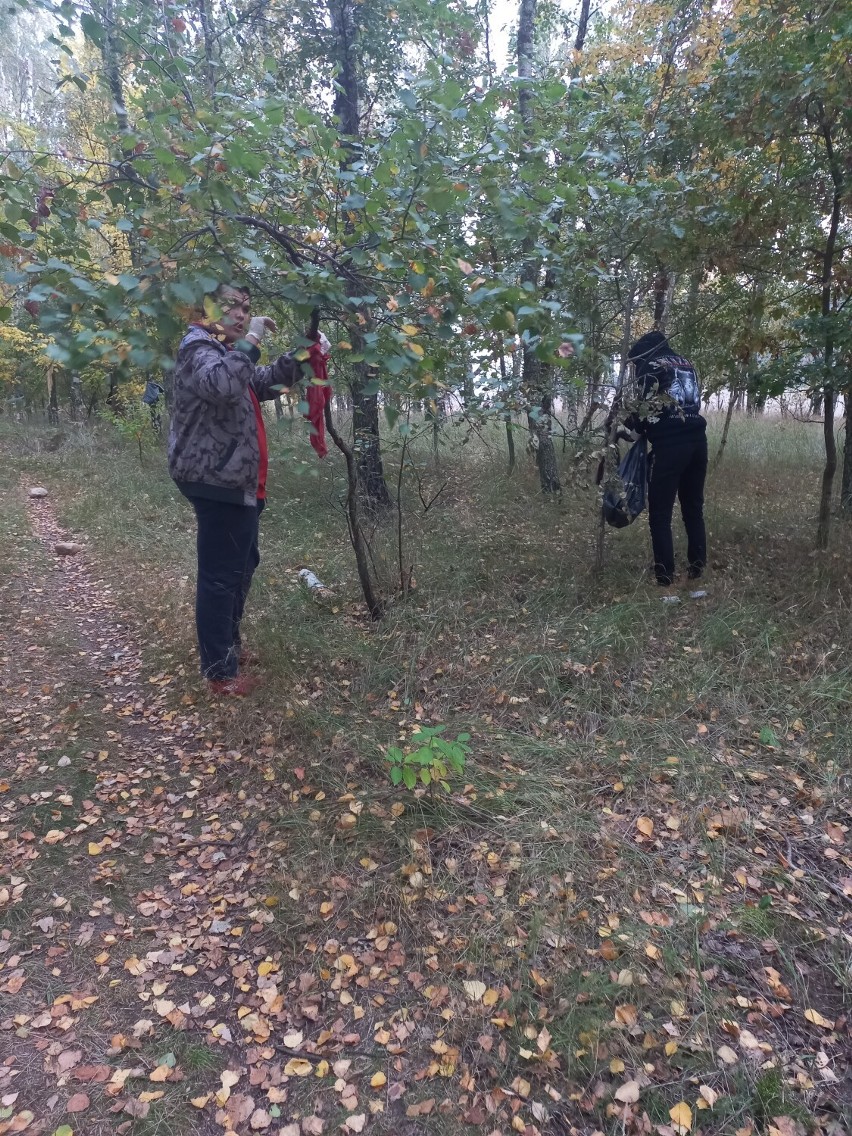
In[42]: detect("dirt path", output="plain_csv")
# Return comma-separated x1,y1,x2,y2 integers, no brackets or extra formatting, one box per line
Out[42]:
0,493,319,1135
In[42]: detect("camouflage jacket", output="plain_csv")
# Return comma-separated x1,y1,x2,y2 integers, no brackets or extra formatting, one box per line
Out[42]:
167,326,298,506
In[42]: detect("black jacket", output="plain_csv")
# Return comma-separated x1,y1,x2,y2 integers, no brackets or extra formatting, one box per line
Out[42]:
626,332,703,435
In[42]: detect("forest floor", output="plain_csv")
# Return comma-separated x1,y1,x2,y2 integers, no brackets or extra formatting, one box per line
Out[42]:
0,417,850,1136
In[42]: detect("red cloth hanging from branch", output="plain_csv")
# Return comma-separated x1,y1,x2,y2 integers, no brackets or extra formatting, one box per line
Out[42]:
305,340,332,459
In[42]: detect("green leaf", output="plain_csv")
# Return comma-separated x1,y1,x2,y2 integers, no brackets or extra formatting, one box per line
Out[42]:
389,766,403,786
402,766,417,790
420,768,432,786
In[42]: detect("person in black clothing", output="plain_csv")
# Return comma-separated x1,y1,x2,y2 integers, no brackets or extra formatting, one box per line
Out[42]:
627,331,707,587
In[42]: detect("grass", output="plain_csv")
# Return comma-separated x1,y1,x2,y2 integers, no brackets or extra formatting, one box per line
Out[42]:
1,409,851,1134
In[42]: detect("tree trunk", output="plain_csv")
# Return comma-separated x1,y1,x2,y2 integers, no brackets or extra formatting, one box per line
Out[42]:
330,0,390,509
323,400,383,619
498,341,516,473
652,263,674,332
351,365,391,508
815,114,842,550
526,360,560,493
69,374,83,420
840,388,852,514
47,368,59,426
573,0,591,52
817,389,836,550
714,387,738,469
595,281,635,572
517,0,560,494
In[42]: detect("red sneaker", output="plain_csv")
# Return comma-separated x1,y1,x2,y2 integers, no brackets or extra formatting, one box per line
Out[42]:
206,674,261,698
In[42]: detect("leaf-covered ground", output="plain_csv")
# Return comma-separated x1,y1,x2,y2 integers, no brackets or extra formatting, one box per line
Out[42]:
1,423,850,1136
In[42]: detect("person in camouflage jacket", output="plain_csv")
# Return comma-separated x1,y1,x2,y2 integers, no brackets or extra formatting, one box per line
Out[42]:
168,284,300,695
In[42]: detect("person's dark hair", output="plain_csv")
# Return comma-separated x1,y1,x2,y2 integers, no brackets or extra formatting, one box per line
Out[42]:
628,330,669,362
217,283,250,301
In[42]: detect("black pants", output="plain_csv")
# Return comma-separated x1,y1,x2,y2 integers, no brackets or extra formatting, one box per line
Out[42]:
647,423,707,585
190,497,264,680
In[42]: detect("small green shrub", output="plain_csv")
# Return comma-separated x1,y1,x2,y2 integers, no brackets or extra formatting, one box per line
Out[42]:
385,726,470,792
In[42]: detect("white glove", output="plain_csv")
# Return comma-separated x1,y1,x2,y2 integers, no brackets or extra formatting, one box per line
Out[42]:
246,316,277,346
317,331,331,356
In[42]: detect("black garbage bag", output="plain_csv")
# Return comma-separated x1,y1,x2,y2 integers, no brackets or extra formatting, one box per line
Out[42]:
602,436,648,528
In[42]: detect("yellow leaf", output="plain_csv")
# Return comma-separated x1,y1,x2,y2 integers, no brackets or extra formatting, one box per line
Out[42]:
636,817,654,837
400,324,419,335
88,842,103,856
804,1008,835,1029
370,1071,386,1089
482,989,499,1007
139,1090,164,1103
191,1095,210,1108
338,341,352,351
463,980,487,1002
699,1085,719,1107
149,1065,171,1082
609,1058,625,1074
407,342,424,358
665,1040,679,1056
670,1101,692,1133
284,1058,314,1077
257,961,275,977
717,1044,738,1065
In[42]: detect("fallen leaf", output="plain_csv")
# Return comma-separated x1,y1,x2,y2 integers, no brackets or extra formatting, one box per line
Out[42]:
250,1108,272,1130
614,1080,640,1103
370,1072,387,1089
614,1004,637,1026
66,1094,90,1113
636,817,654,837
463,980,487,1002
670,1101,692,1133
284,1059,314,1077
345,1117,366,1133
804,1008,835,1030
717,1044,738,1065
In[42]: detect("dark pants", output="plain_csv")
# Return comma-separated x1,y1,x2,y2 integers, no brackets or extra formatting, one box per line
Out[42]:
190,497,264,680
648,422,707,585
